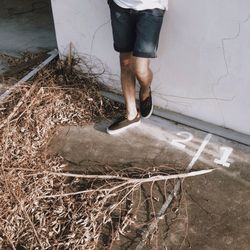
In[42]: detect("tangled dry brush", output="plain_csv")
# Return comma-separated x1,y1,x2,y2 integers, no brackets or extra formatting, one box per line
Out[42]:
0,57,131,249
0,55,191,249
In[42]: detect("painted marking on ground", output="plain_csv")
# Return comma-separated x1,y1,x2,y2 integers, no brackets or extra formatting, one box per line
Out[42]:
214,146,233,167
171,131,234,168
170,131,194,149
140,119,236,168
186,133,213,171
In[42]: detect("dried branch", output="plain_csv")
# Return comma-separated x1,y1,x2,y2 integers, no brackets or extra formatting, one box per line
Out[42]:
45,169,214,182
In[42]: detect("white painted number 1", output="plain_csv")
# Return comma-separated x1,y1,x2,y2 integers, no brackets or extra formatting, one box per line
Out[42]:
214,147,233,168
171,131,194,149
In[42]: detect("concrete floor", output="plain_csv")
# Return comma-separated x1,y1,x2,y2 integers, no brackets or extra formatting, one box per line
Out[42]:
1,1,250,248
47,115,250,249
0,0,56,55
0,0,57,75
0,0,57,96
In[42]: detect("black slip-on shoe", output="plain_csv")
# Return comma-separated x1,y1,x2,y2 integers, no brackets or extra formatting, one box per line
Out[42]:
140,87,153,119
106,113,141,135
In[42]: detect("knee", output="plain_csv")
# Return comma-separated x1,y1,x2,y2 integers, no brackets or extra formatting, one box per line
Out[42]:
132,64,149,81
120,57,133,72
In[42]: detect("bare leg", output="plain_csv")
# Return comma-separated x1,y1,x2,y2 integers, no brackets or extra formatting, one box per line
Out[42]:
132,56,153,100
120,52,138,120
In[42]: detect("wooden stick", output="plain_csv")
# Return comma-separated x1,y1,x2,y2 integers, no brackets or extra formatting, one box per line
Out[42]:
45,169,214,183
37,169,215,199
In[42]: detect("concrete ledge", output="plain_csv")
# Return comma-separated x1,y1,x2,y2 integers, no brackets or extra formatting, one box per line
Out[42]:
0,49,58,103
101,90,250,146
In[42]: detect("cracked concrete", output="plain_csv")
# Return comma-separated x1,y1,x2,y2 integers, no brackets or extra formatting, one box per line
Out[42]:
212,11,250,128
166,168,250,250
47,115,250,249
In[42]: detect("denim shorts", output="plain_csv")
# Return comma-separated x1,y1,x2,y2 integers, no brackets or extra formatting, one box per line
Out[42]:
108,0,165,58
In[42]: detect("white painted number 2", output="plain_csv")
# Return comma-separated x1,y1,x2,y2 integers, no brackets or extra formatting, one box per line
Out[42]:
214,147,233,168
171,131,194,149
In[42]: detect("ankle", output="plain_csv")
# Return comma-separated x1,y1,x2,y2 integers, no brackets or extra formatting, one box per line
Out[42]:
127,111,138,120
140,86,151,101
141,85,150,91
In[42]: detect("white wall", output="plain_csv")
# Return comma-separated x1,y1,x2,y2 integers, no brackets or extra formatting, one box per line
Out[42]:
51,0,250,135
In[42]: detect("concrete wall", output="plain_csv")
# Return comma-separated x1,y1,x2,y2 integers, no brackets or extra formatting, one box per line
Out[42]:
51,0,250,135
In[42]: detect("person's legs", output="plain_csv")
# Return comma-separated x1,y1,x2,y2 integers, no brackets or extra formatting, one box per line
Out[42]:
120,52,138,120
132,8,165,118
132,56,153,101
107,0,165,133
107,52,141,135
119,53,153,120
108,0,139,119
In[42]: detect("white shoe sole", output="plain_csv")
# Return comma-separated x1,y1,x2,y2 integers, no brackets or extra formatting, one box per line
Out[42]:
106,119,141,135
142,104,154,119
